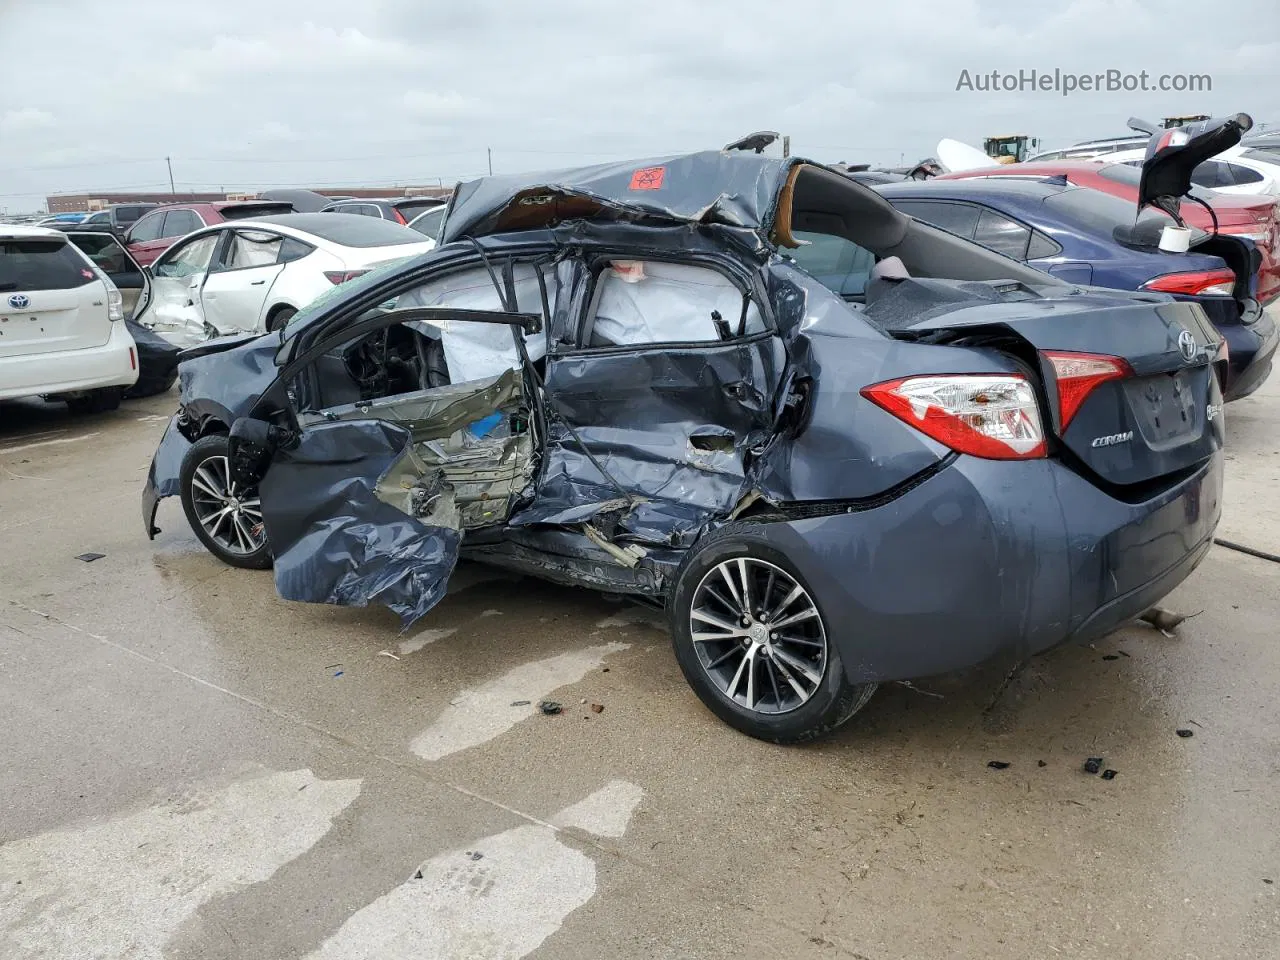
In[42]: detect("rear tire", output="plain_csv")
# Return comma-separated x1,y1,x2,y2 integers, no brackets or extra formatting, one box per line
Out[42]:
266,306,296,333
179,435,273,569
64,387,123,415
668,522,876,744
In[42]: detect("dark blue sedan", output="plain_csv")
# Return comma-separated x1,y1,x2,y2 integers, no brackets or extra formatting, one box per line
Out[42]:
870,177,1277,400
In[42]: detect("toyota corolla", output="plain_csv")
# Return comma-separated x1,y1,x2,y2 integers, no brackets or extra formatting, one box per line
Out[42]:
141,147,1226,743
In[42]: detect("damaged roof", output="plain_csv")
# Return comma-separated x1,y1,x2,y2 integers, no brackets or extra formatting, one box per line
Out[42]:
439,149,802,246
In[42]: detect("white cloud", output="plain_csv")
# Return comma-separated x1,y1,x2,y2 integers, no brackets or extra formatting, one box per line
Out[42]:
0,108,54,132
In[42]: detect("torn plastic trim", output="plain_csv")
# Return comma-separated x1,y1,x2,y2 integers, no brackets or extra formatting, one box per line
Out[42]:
735,453,960,523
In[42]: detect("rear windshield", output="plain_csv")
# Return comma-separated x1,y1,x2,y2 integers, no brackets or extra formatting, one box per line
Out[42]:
0,238,95,292
1095,163,1216,203
113,205,153,224
295,215,426,247
1043,186,1204,246
395,199,444,219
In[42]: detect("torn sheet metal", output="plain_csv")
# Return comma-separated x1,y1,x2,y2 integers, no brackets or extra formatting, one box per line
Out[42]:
260,418,461,628
441,150,798,248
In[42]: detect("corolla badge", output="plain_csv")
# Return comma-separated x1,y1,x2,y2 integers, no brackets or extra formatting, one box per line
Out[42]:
1207,402,1223,422
1177,329,1197,362
1091,431,1134,448
7,294,29,309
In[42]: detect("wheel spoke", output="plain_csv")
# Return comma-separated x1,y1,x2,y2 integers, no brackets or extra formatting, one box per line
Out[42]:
743,645,757,710
691,608,747,635
706,645,743,670
726,646,752,700
717,563,745,614
692,631,749,643
772,647,822,687
775,633,824,649
766,584,805,621
765,656,783,708
232,513,257,552
771,654,811,699
769,607,819,631
192,467,223,501
735,558,752,615
203,506,233,538
761,567,777,616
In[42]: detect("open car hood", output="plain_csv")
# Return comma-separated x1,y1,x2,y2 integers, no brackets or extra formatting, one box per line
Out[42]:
438,150,906,252
1138,113,1253,217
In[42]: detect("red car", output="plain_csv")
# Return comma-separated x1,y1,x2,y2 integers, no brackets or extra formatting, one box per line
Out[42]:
939,161,1280,304
124,200,293,267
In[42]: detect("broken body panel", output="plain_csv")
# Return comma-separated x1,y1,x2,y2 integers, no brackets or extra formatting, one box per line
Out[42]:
143,151,1223,689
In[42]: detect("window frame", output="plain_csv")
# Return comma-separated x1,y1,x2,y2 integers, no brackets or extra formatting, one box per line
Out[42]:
209,228,287,275
150,230,226,280
159,208,206,238
560,252,774,356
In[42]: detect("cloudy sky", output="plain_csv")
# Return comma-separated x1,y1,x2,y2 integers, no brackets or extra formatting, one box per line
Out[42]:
1,0,1277,212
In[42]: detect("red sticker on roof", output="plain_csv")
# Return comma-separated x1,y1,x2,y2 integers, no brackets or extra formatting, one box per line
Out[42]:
629,166,666,191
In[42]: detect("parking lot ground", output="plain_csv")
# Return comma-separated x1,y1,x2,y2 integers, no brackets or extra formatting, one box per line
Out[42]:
1,367,1278,960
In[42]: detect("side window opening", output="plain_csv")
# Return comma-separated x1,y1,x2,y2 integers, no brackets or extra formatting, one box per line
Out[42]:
582,260,764,347
294,317,537,533
221,231,283,271
782,232,877,298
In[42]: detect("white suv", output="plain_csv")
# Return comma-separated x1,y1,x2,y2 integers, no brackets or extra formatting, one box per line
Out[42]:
0,225,139,413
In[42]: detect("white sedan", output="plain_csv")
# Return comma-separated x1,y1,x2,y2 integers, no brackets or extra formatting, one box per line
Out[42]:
135,213,436,348
1093,144,1280,196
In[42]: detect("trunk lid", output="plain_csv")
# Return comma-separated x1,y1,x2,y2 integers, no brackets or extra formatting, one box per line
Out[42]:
0,234,113,359
1138,113,1253,218
870,279,1225,487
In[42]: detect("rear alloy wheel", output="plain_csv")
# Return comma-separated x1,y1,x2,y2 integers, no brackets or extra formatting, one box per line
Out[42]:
64,387,123,415
669,523,876,743
179,435,272,569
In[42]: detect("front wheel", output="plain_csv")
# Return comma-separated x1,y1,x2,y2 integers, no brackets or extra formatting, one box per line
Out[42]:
179,435,273,569
668,522,876,744
266,306,296,333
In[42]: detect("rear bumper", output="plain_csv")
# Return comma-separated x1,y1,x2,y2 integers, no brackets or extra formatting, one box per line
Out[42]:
0,321,138,400
756,452,1223,684
1222,308,1278,401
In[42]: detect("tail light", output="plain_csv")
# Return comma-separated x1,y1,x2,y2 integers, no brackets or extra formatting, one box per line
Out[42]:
1141,268,1236,296
1219,225,1270,244
1043,351,1132,428
106,286,123,321
392,209,407,224
323,270,369,285
860,374,1046,460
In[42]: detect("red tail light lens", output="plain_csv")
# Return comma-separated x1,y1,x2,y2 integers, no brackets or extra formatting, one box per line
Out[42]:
323,270,369,285
1043,351,1132,428
861,375,1046,460
392,209,407,224
1141,268,1236,296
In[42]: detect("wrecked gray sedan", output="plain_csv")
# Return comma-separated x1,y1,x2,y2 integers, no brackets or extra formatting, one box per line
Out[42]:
143,151,1224,742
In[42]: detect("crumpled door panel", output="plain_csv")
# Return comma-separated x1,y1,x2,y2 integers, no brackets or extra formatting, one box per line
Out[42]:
512,338,783,544
260,418,462,627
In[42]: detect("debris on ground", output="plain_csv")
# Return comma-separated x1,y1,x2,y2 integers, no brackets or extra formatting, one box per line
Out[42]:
465,851,483,861
1138,606,1201,637
1264,878,1274,885
1177,728,1195,738
896,680,945,699
590,703,604,714
1102,654,1121,661
377,650,401,661
1038,760,1047,767
510,700,531,707
74,552,106,563
538,700,562,715
1084,757,1104,775
602,667,610,673
1101,769,1118,780
326,663,344,678
987,761,1011,770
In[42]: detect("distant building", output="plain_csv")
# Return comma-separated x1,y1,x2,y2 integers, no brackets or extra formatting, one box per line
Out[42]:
47,184,454,213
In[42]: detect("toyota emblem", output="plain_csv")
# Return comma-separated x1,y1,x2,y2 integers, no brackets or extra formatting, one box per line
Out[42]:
7,294,29,309
1177,329,1197,362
